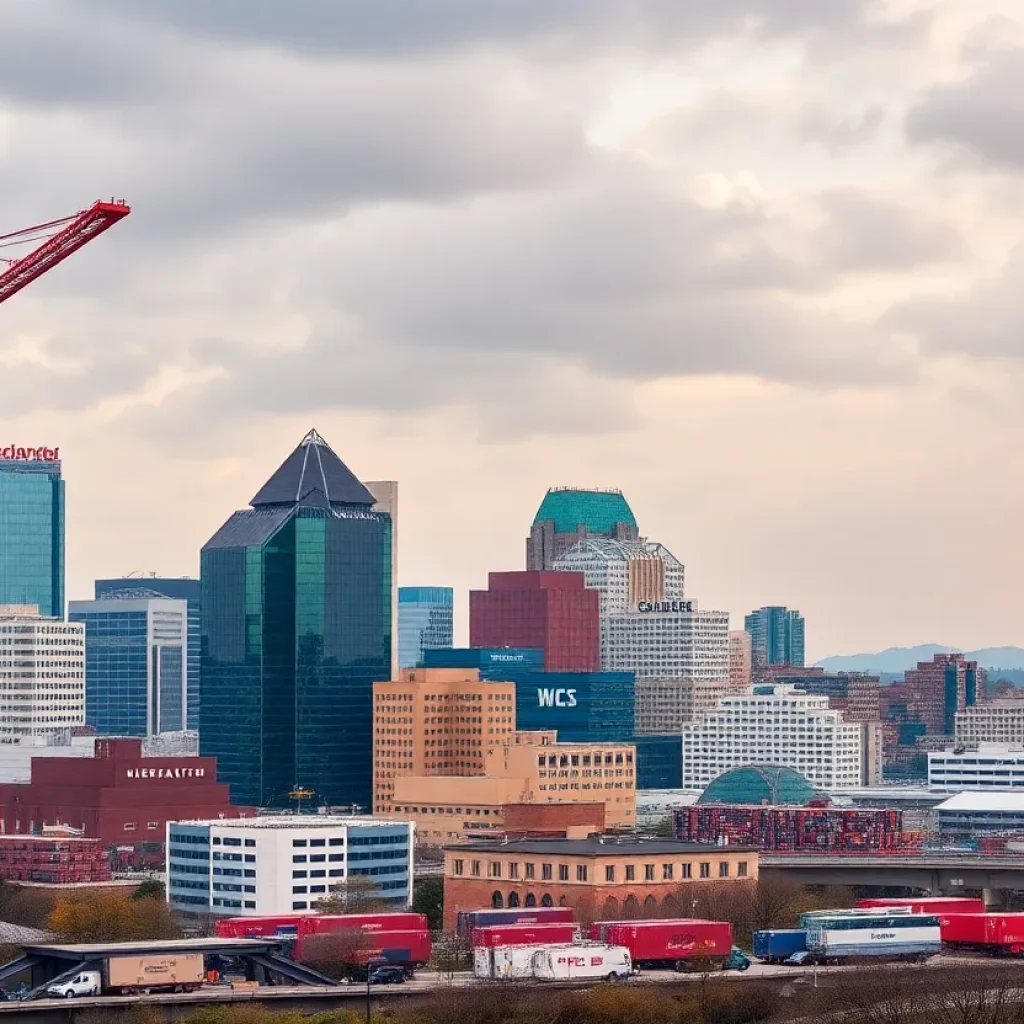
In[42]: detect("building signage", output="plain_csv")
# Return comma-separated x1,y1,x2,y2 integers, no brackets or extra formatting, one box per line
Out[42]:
125,767,205,779
636,600,695,613
0,446,59,461
538,688,577,708
489,653,528,662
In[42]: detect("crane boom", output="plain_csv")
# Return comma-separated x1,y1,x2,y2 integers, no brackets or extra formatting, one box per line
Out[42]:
0,200,131,307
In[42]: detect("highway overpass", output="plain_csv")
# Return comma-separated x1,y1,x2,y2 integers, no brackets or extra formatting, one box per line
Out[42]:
762,853,1024,897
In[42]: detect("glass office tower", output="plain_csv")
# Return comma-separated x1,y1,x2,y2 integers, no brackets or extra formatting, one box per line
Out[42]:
397,586,453,669
201,430,392,809
95,577,201,730
0,454,64,617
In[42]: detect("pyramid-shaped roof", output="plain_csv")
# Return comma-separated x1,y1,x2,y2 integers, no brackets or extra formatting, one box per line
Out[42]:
250,429,376,508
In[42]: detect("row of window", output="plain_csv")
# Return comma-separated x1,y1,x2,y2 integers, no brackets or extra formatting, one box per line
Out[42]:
451,859,748,882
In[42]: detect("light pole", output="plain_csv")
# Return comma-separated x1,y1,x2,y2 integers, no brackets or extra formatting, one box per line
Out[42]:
365,956,387,1024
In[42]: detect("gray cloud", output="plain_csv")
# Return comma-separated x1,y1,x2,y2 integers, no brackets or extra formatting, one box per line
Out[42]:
91,0,872,58
800,105,885,154
907,46,1024,169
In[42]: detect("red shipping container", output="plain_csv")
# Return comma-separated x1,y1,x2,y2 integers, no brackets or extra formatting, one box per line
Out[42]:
942,913,1024,951
471,923,579,948
603,920,732,963
303,913,427,936
296,928,431,964
857,897,984,915
216,915,307,939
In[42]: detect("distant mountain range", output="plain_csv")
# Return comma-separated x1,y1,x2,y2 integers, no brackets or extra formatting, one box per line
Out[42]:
816,645,1024,674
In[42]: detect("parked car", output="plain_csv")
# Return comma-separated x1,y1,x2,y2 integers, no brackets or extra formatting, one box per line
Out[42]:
369,965,406,985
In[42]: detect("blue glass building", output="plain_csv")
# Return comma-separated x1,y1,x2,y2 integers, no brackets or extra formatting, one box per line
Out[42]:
398,587,453,669
745,606,805,668
0,454,64,617
69,597,187,737
95,577,201,730
421,647,634,744
633,735,683,790
200,430,392,810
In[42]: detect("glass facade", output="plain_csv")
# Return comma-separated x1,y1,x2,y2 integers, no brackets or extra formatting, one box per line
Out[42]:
744,606,805,668
0,458,64,617
633,735,683,789
96,578,201,730
201,431,392,810
422,647,635,744
69,598,187,737
398,586,453,669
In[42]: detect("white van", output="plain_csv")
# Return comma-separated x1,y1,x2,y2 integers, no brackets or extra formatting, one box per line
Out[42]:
47,970,101,998
531,944,632,982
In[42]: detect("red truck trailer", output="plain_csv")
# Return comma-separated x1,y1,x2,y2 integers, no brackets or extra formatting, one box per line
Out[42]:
302,913,428,935
215,912,426,941
295,927,432,968
471,923,580,948
941,913,1024,956
456,907,575,939
857,897,985,915
589,919,736,971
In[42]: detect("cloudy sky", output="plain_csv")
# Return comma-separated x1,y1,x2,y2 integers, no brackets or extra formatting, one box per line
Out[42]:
1,0,1022,660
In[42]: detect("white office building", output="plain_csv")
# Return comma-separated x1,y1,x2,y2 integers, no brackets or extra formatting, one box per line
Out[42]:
0,605,85,743
955,701,1024,748
680,684,866,791
928,744,1024,792
166,816,415,916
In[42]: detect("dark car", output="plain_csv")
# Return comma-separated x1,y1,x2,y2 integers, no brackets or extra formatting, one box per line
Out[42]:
369,966,406,985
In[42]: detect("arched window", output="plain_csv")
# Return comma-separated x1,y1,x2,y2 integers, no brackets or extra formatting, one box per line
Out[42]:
508,892,520,908
602,896,619,919
525,893,537,907
541,893,554,907
643,895,658,915
623,895,640,919
559,895,568,907
491,891,504,909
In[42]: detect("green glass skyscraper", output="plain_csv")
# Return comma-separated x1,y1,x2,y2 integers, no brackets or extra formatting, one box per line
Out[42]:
200,430,392,809
0,453,64,617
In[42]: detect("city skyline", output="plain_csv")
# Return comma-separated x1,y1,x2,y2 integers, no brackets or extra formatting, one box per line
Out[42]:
5,1,1024,661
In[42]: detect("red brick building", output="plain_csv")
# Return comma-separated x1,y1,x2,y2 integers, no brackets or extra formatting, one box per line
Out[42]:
469,571,599,672
0,739,247,859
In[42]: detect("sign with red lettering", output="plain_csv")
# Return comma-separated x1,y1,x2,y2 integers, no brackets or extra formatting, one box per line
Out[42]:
0,446,59,462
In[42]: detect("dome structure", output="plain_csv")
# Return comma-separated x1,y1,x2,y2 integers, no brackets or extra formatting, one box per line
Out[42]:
698,764,820,806
532,488,637,534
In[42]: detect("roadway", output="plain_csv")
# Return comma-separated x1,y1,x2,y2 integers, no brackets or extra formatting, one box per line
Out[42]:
4,957,1019,1022
761,852,1024,894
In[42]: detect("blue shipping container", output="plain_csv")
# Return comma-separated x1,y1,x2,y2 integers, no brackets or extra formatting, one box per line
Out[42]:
753,930,807,962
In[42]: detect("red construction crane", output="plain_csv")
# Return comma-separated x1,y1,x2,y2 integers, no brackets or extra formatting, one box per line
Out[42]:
0,199,131,307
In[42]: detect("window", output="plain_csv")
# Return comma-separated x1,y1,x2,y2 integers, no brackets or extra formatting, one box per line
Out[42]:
310,839,326,847
471,861,481,877
542,864,552,881
489,862,502,878
292,886,308,894
682,863,692,880
625,865,635,882
292,902,308,911
311,870,326,878
738,861,748,878
662,864,674,881
310,854,326,863
525,863,535,880
453,859,464,875
558,865,569,882
245,839,256,848
244,901,256,909
147,822,159,831
244,855,255,863
576,865,588,882
329,838,345,846
293,855,307,863
605,866,615,883
719,862,729,878
293,839,308,848
509,863,519,879
123,823,137,832
293,870,308,879
700,862,711,879
644,865,654,882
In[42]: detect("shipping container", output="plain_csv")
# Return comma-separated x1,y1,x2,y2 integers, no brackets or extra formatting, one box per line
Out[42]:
599,920,733,970
303,913,428,936
804,910,940,962
941,913,1024,955
456,907,575,939
215,915,306,940
474,945,542,980
296,928,432,967
530,944,632,981
857,897,984,915
471,923,579,948
106,954,204,992
753,930,807,963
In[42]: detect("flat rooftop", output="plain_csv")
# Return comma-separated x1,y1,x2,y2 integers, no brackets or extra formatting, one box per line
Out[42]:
446,836,758,856
24,937,281,959
172,815,410,830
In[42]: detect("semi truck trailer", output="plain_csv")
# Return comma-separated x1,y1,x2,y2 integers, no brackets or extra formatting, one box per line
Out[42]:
46,954,205,998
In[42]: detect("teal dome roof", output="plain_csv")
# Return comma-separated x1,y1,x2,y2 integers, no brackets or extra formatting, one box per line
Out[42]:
698,765,820,806
533,488,637,534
